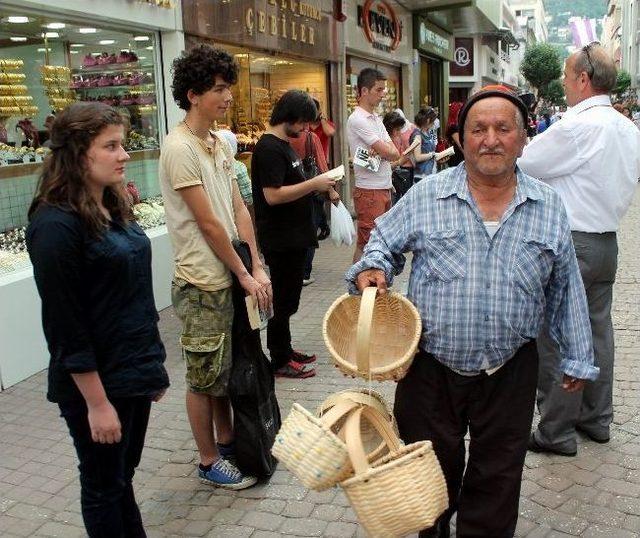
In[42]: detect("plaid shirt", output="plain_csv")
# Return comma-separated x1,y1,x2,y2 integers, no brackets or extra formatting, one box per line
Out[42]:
234,160,253,205
346,164,599,380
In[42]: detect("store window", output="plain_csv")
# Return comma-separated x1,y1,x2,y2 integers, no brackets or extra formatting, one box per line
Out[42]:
185,39,329,155
345,56,401,117
0,11,164,275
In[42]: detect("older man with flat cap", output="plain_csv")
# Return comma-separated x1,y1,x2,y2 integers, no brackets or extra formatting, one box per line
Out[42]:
346,86,598,537
519,44,640,457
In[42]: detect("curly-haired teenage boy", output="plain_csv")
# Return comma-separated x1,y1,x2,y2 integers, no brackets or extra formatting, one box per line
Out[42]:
160,44,272,490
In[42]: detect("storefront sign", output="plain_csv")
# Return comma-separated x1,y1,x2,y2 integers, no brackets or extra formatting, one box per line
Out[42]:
244,1,322,44
356,0,402,52
450,37,474,76
182,0,338,62
415,18,453,62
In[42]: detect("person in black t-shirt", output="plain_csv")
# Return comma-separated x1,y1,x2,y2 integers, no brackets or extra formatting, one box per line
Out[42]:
252,90,336,378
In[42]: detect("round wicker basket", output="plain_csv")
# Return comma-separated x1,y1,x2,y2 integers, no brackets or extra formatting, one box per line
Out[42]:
340,407,449,537
323,287,422,381
317,389,398,461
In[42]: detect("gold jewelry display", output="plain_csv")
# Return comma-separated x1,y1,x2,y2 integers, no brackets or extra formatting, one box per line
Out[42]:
41,65,76,112
0,60,38,118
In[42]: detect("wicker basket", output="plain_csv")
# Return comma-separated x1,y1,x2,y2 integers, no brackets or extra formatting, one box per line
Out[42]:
271,398,360,491
323,287,422,381
317,389,397,461
340,407,449,538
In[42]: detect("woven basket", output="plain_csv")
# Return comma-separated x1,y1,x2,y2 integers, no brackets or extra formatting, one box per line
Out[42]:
323,287,422,381
317,389,397,461
271,398,360,491
340,407,449,538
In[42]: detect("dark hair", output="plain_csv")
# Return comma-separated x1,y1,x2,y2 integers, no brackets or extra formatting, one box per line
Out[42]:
382,111,405,135
357,68,386,93
270,90,317,126
171,44,238,111
28,102,131,236
414,107,437,128
312,98,321,121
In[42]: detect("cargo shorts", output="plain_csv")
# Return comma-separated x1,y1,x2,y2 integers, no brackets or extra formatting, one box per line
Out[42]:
171,278,233,396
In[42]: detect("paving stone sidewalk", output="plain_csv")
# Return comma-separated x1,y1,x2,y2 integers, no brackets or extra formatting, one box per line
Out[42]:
1,189,639,538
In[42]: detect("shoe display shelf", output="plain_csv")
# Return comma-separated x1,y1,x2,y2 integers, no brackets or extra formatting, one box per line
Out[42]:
70,59,159,149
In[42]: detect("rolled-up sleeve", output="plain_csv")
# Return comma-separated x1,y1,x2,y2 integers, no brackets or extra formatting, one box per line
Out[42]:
28,217,98,373
544,208,599,380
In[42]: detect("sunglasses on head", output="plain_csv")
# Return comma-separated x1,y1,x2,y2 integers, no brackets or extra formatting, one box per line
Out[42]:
581,41,600,78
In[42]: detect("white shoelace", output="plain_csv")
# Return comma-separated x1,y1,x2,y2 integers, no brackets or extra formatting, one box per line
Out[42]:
213,458,242,480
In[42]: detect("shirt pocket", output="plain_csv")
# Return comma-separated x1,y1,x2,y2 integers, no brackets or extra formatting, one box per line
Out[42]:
511,237,557,295
425,229,467,282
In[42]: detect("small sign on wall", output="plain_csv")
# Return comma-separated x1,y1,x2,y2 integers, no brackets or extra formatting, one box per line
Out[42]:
450,37,474,77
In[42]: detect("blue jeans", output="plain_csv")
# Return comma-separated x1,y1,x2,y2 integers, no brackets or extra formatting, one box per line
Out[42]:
59,397,151,538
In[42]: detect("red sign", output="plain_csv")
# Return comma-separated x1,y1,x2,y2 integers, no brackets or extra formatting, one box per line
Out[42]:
357,0,402,52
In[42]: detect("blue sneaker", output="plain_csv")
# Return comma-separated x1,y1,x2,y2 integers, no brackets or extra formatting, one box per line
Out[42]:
198,458,257,490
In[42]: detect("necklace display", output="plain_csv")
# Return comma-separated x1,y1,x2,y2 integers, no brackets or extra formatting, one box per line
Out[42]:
0,227,26,254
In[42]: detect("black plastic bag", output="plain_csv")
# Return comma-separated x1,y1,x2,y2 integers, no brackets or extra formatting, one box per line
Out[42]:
228,240,281,478
392,167,414,199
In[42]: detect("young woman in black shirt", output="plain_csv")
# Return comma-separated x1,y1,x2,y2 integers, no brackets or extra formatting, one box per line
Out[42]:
26,102,169,538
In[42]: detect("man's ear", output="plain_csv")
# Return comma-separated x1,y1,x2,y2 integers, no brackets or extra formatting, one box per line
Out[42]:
187,89,199,107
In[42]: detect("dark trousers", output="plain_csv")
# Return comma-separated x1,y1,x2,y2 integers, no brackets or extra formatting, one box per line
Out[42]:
59,397,151,538
394,341,538,537
264,248,307,370
304,196,326,279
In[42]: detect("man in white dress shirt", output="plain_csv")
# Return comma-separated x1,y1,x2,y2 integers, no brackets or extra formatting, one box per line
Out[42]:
519,43,640,456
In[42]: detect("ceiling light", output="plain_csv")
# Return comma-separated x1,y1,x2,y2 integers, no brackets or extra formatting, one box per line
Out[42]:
44,32,59,38
10,37,28,42
45,22,65,29
138,56,147,60
78,27,97,34
99,39,115,45
70,50,79,54
37,47,51,52
7,16,29,24
70,43,85,47
145,46,154,50
133,36,149,41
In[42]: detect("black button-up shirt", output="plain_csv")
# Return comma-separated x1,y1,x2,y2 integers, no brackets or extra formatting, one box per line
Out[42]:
27,205,169,402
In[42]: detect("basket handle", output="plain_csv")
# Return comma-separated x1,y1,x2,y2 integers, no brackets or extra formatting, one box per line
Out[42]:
356,287,377,375
317,390,388,418
318,398,360,429
344,406,402,475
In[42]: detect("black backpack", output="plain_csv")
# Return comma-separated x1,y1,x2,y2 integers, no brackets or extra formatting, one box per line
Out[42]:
228,240,281,478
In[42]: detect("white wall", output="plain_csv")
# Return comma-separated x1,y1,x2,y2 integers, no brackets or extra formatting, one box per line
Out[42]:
0,228,174,390
2,0,180,32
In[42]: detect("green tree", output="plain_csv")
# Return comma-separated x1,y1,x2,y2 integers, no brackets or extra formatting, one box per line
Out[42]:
539,79,565,106
520,44,563,109
615,70,631,98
